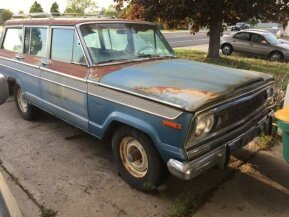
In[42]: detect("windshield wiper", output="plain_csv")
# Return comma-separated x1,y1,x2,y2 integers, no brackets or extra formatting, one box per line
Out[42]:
97,58,129,64
136,54,174,58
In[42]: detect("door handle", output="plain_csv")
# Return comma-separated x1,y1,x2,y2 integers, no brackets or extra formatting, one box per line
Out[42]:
15,54,24,60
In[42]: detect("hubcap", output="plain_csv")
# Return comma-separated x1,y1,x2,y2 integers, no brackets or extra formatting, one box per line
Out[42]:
223,46,231,55
271,53,281,61
119,137,148,178
17,88,28,113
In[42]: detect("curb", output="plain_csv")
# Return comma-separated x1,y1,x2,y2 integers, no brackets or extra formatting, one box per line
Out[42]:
0,172,22,217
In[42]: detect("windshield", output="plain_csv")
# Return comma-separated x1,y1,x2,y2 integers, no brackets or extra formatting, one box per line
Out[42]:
264,34,281,45
80,23,174,64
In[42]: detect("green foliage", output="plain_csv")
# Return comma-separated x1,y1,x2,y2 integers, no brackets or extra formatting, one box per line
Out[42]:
50,2,60,16
256,135,275,150
29,1,44,13
64,0,97,14
248,18,258,27
169,192,201,217
100,5,120,18
0,9,13,21
40,209,57,217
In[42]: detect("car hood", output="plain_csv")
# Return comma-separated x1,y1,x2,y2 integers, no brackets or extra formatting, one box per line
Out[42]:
279,39,289,45
274,43,289,49
99,59,272,112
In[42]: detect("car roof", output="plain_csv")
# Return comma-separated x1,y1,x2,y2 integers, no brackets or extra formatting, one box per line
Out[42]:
4,17,153,26
239,30,268,35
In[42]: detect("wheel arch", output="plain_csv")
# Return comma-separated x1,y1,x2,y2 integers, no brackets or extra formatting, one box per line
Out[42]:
99,112,165,159
268,50,284,59
221,42,233,50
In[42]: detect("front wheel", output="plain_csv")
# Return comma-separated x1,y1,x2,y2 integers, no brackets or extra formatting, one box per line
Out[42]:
112,126,166,191
269,51,283,62
14,85,39,120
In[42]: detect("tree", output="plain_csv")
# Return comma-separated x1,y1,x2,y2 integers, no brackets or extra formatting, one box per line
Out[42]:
99,5,121,18
50,2,60,16
1,9,13,21
29,1,44,13
64,0,97,14
115,0,283,59
248,18,258,27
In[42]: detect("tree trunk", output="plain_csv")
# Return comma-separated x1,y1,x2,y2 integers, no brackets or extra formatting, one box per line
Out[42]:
207,0,223,59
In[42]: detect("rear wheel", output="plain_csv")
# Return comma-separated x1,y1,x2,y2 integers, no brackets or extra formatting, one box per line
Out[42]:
222,44,233,55
269,51,283,61
14,85,39,120
112,126,166,191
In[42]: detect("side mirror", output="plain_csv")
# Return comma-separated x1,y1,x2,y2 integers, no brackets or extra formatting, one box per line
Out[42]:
0,74,9,105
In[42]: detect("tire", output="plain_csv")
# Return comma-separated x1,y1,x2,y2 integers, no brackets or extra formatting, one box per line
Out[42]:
14,84,40,120
112,126,166,191
269,51,284,62
222,44,233,55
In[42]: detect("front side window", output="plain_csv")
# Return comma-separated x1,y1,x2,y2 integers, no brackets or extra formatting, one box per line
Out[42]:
50,28,86,64
80,23,174,64
24,27,47,57
2,28,23,53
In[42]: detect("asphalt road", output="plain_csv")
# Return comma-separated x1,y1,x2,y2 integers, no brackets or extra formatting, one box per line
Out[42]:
163,29,281,48
163,31,210,48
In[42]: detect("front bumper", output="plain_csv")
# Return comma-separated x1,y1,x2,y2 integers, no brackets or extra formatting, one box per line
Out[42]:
167,110,273,180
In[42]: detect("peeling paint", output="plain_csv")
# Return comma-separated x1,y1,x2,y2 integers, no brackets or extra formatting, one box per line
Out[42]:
135,86,219,99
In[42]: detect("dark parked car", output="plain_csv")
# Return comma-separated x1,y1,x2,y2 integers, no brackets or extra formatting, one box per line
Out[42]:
0,16,273,191
221,30,289,61
231,22,250,31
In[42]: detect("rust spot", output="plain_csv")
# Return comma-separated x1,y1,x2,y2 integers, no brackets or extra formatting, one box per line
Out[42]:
47,59,89,79
135,86,219,99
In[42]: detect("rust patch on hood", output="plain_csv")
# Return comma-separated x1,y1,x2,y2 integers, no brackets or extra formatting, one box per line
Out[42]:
135,86,219,99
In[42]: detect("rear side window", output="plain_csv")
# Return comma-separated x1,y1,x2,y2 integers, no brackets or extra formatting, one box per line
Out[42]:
24,27,48,57
234,32,250,41
2,28,23,53
51,29,85,64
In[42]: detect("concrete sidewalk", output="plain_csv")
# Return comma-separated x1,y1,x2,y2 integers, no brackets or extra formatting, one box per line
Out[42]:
195,144,289,217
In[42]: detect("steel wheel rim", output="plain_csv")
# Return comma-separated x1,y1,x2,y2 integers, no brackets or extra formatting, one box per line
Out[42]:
271,53,281,61
223,46,231,55
17,88,28,112
120,136,148,178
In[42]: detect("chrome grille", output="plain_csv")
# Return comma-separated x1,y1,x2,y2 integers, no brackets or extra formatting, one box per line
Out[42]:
214,90,267,130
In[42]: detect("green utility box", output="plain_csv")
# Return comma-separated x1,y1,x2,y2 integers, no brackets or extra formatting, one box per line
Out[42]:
275,106,289,164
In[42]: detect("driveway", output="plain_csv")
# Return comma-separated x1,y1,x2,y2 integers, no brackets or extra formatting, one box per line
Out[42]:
0,99,289,217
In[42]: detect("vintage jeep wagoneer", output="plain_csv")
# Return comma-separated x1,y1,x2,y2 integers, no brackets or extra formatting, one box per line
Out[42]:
0,17,273,191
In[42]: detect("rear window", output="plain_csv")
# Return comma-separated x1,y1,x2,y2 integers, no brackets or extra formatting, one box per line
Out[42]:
2,28,23,53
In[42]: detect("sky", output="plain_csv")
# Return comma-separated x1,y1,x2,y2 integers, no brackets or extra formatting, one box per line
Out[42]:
0,0,115,13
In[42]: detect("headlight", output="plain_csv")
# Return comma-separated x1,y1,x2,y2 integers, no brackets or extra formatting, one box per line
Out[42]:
194,114,215,137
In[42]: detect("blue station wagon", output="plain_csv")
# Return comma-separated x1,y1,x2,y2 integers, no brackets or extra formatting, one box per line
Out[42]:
0,16,273,191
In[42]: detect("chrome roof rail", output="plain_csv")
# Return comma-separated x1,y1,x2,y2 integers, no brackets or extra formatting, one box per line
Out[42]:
12,12,117,19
